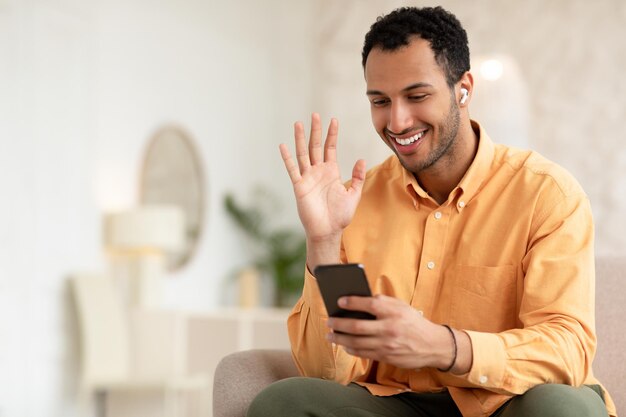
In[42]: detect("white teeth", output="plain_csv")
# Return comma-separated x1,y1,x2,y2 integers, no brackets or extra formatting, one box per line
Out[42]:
393,131,425,146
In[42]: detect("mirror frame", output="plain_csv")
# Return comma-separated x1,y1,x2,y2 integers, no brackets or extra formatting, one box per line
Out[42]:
139,125,205,271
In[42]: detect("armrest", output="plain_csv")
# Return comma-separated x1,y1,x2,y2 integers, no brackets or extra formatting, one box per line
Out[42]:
213,349,298,417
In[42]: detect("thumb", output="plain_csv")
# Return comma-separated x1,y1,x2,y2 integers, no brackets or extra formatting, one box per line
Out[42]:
349,159,366,195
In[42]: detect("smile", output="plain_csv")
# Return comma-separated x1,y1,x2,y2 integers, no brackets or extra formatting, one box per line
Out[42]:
389,130,426,146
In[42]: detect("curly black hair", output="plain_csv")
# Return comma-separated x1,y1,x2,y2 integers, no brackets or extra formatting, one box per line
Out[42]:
362,6,470,87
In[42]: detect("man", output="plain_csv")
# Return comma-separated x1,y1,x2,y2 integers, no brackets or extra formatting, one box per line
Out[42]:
248,6,615,417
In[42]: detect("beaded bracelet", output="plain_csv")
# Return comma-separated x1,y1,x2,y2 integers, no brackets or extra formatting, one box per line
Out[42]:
437,324,457,372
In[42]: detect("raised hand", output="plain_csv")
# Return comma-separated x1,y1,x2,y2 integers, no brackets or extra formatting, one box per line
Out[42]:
279,113,366,269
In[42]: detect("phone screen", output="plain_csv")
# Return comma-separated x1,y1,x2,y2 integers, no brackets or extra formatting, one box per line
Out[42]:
314,263,376,321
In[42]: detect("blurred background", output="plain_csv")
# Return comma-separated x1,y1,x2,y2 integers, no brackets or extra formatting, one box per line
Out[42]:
0,0,624,416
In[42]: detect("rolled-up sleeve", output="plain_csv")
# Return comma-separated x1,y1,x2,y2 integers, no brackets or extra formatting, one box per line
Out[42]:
287,266,373,383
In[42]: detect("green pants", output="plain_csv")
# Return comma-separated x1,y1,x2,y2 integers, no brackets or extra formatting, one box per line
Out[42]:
246,377,608,417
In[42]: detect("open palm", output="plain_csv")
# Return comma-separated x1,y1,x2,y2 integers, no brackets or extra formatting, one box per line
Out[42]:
279,113,366,242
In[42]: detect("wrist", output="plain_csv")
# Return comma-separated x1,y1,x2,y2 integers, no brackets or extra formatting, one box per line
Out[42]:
306,232,342,246
437,325,457,372
306,234,342,274
450,329,473,375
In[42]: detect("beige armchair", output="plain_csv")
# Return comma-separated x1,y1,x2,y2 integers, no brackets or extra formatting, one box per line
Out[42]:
213,257,626,417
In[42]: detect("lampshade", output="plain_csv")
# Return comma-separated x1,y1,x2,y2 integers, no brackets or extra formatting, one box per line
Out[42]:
103,205,185,254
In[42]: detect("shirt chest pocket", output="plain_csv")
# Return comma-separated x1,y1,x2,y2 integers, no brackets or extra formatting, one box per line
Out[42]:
449,264,518,333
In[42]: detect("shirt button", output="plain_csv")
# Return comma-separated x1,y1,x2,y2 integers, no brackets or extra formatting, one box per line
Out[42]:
458,201,466,208
479,375,488,384
427,261,435,270
417,310,424,316
434,211,442,219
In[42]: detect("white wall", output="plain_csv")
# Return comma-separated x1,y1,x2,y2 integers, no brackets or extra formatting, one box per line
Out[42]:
93,0,314,310
0,0,314,415
0,1,98,415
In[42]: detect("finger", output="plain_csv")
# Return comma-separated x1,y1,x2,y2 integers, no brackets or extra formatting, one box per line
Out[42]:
323,118,338,162
374,295,417,319
279,143,302,184
339,294,402,319
326,334,380,359
348,159,367,195
337,295,377,318
294,121,311,172
308,113,323,165
328,318,378,339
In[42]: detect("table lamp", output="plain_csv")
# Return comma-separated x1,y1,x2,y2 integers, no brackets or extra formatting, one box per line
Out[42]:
103,205,185,309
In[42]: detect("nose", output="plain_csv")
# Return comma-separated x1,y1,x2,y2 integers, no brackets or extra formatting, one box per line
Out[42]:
387,101,413,135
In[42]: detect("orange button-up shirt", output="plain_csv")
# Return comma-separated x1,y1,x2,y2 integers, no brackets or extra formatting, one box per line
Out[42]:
287,122,616,417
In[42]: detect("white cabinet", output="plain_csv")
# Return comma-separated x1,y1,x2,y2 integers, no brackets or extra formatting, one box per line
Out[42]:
185,308,292,377
104,308,291,417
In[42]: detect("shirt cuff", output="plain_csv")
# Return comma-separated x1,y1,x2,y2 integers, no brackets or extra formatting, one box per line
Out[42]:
465,330,507,389
302,266,328,317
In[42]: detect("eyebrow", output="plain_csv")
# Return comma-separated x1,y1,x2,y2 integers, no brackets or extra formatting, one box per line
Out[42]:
366,82,434,96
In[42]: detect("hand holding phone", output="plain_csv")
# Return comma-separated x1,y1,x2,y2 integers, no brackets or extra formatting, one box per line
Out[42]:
313,263,376,321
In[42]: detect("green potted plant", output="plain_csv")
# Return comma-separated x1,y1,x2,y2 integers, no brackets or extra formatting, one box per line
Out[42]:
224,189,306,307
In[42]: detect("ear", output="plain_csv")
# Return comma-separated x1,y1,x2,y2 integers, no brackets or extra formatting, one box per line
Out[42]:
457,71,474,107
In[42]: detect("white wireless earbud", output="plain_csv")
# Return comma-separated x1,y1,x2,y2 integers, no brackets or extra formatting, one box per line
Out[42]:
460,88,469,104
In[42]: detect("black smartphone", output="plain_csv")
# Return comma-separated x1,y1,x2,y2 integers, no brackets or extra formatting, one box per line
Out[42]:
313,263,376,321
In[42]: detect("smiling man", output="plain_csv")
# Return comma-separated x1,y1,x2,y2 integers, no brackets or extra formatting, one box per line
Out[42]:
365,35,474,205
247,6,615,417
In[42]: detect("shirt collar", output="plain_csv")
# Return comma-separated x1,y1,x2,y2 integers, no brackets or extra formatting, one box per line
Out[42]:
400,120,495,209
455,120,495,207
401,162,426,207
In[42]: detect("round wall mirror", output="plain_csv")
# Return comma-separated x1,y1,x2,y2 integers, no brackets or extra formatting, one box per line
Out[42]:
139,125,205,271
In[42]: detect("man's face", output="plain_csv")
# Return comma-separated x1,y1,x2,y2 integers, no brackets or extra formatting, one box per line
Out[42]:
365,37,461,175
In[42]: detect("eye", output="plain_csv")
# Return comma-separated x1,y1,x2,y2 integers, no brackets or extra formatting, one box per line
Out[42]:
409,94,427,101
371,98,390,107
